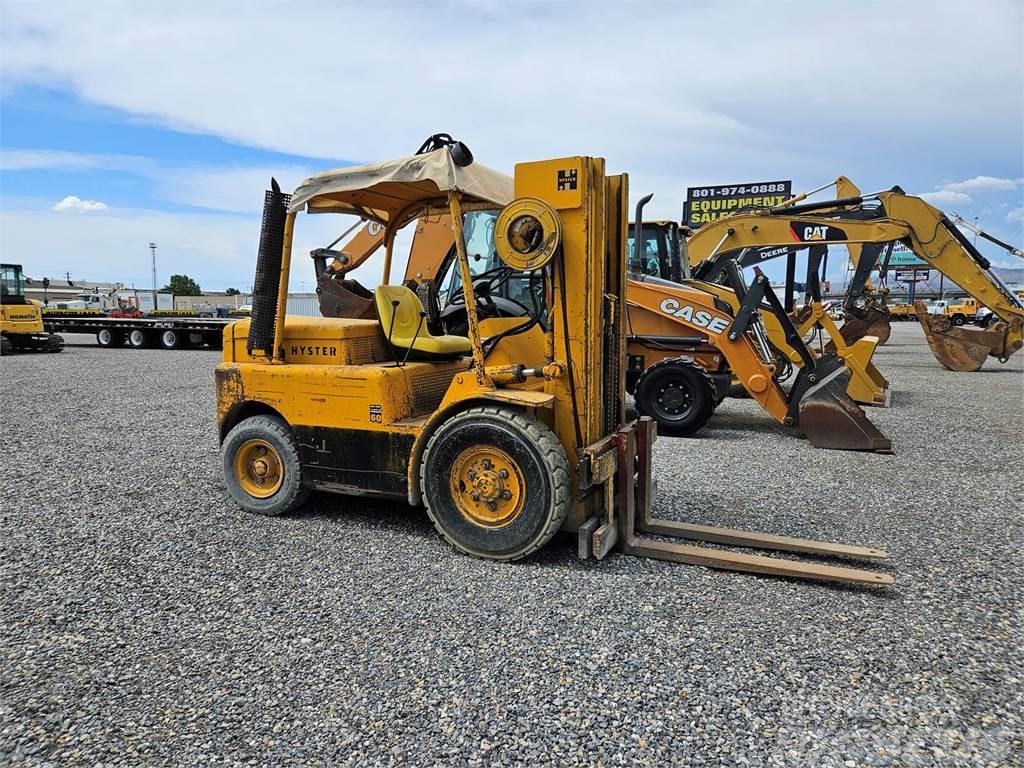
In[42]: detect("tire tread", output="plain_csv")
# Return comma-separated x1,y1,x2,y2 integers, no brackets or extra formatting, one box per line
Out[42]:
420,405,570,561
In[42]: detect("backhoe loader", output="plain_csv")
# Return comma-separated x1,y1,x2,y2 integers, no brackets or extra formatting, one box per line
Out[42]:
687,179,1024,372
214,139,893,586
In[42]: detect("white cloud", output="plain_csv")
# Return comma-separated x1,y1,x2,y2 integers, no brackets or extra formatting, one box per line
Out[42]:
1008,207,1024,223
919,190,973,206
2,204,391,290
0,1,1019,202
941,176,1018,193
157,165,317,213
1,149,153,173
53,195,108,212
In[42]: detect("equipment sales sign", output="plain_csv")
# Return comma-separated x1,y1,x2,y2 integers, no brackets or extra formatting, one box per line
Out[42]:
684,181,792,228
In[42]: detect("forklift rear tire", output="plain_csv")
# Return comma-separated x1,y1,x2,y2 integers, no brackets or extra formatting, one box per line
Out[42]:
634,357,716,437
97,329,123,348
420,406,570,561
222,415,309,516
128,329,151,349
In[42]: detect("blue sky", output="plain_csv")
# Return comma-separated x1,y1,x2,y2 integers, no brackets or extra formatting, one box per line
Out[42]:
1,1,1021,291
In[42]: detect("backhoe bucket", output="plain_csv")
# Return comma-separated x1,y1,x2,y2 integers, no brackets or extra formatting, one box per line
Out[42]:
837,306,892,346
913,300,1007,372
796,361,893,453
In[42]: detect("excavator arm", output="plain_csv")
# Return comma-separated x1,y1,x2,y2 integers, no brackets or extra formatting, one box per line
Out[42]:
686,189,1024,371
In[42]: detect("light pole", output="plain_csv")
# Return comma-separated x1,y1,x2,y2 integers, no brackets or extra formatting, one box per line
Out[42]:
149,242,158,311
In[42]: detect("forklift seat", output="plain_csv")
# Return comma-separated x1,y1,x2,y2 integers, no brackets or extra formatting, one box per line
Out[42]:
374,285,472,357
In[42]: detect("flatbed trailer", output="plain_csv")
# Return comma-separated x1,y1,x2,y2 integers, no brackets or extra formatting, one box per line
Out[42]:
42,312,234,350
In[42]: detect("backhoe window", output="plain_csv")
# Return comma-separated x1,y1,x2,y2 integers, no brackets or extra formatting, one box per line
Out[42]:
627,225,665,278
1,265,26,302
442,211,502,303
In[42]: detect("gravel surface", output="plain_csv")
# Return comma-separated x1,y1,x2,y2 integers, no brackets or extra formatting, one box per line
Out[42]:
2,324,1021,766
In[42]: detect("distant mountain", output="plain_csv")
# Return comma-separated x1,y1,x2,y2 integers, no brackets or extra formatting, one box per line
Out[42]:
992,266,1024,285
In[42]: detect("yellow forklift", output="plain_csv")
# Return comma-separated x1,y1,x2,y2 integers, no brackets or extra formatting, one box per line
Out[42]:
215,139,893,585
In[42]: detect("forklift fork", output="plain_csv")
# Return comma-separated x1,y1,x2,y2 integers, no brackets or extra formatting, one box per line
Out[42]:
580,419,894,586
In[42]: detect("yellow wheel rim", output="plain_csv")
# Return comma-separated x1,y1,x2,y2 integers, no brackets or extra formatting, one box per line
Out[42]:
234,439,284,499
449,445,525,528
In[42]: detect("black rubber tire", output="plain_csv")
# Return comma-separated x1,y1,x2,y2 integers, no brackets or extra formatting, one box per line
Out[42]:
634,357,716,437
159,329,186,349
127,329,151,349
952,315,965,326
222,415,310,516
96,328,123,348
420,406,569,561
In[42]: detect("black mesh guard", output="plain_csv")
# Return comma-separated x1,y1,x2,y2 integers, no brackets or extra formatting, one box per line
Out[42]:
247,185,291,355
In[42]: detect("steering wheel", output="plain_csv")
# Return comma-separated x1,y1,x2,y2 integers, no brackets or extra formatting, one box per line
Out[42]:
447,264,507,308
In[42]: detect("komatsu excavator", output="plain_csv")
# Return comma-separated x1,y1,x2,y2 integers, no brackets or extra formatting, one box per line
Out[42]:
216,137,893,585
0,263,65,355
686,179,1024,372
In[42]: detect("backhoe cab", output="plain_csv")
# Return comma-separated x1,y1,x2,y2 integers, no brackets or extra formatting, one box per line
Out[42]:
215,141,893,586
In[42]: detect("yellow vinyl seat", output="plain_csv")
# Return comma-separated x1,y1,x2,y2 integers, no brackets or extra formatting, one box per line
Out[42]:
374,285,471,357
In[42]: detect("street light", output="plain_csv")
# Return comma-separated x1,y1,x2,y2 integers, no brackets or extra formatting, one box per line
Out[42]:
149,242,158,311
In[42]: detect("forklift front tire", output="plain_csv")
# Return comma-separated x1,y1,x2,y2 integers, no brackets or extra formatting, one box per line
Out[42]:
420,406,570,561
222,415,309,516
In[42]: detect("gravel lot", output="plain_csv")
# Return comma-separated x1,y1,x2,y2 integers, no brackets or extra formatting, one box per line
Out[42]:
2,323,1021,767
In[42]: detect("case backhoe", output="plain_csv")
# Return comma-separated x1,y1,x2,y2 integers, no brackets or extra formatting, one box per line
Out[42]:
687,179,1024,372
215,139,893,586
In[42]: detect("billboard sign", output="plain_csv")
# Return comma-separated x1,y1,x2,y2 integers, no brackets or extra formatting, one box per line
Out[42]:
885,241,927,268
895,269,930,282
684,181,792,229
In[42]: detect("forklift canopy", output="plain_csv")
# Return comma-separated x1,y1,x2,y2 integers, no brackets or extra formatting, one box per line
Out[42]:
288,148,513,228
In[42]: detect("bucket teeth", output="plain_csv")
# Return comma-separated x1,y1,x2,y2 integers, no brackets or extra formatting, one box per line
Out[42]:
797,363,893,453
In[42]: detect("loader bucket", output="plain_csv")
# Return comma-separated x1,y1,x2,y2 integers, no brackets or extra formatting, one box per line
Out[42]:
796,359,893,453
912,300,1006,372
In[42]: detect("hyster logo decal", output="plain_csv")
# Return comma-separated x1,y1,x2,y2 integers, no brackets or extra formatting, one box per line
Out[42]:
789,223,848,242
659,298,730,334
290,345,338,356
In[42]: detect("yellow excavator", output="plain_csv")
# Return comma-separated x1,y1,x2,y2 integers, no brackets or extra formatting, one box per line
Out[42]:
0,264,65,355
216,137,894,585
686,178,1024,372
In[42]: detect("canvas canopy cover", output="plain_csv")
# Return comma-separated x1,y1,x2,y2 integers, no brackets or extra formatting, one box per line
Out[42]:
288,148,513,230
